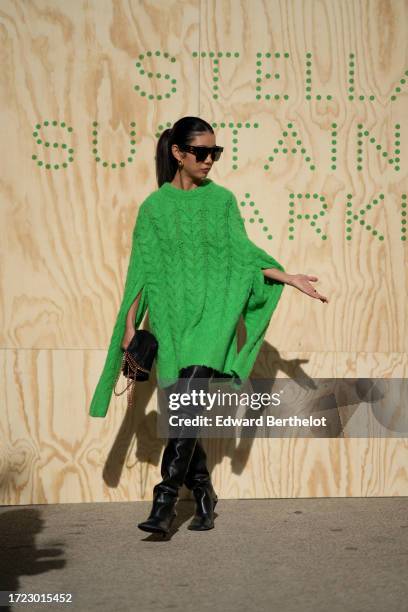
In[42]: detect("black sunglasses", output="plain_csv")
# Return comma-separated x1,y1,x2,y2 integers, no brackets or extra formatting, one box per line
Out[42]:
177,144,224,162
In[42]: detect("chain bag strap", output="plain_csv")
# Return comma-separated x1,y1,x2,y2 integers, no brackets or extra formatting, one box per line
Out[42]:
113,329,158,409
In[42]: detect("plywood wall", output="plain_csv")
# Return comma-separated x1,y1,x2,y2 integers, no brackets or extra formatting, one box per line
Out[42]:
1,0,407,504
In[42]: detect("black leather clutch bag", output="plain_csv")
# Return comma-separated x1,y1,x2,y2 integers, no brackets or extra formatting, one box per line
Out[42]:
114,330,158,401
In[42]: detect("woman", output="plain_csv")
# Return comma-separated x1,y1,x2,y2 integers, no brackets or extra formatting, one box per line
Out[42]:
89,116,328,536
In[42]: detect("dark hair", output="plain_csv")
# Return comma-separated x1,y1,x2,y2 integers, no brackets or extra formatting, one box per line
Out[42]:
155,116,214,187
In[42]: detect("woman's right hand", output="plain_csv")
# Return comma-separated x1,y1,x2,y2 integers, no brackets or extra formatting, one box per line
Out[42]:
121,327,136,350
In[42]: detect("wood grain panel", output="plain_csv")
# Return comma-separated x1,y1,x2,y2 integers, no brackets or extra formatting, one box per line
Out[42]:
1,349,407,504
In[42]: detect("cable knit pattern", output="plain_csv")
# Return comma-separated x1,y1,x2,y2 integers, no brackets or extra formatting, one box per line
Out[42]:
89,179,285,418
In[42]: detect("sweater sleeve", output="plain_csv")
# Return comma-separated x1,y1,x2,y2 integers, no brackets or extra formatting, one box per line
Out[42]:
227,193,285,386
89,204,148,418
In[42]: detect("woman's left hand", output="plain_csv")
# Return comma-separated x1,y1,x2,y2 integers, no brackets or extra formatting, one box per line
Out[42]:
288,274,329,303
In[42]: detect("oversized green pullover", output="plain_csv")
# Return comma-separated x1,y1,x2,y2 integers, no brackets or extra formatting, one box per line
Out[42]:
89,179,285,418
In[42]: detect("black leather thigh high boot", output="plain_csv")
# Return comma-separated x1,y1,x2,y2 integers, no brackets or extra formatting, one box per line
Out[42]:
137,365,214,535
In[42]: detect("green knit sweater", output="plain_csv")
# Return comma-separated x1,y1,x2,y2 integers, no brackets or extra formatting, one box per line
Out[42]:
89,178,285,418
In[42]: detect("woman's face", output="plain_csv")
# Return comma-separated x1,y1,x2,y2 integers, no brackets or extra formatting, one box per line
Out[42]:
172,131,217,180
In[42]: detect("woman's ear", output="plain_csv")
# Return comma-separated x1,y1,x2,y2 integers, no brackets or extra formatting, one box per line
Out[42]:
170,143,179,161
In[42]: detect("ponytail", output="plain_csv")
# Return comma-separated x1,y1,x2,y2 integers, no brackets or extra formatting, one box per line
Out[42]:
155,128,178,187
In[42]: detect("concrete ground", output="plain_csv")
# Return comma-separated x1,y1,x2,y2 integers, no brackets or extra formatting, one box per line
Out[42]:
1,497,407,612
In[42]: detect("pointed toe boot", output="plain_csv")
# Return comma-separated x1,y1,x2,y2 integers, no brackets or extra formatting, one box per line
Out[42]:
137,487,178,535
187,482,218,531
